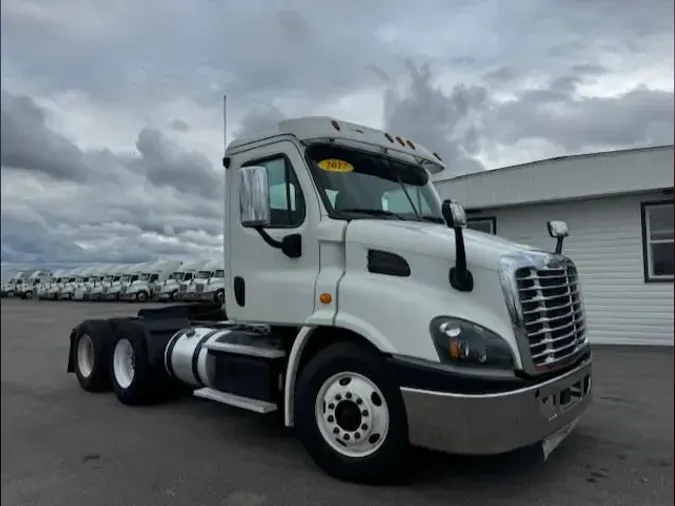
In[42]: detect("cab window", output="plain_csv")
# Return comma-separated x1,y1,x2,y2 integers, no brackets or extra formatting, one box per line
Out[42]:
244,156,306,228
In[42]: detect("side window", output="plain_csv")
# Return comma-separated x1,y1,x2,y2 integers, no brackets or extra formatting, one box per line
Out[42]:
185,273,193,280
130,275,139,282
467,217,497,235
149,274,159,282
245,156,306,228
642,201,674,282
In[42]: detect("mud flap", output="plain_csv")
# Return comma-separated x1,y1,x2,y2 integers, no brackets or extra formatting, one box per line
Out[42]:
541,417,579,461
67,328,77,373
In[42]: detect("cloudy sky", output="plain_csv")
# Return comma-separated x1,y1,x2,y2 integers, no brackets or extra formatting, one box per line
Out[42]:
1,0,673,268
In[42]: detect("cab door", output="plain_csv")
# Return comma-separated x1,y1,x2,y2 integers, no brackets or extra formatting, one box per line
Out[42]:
226,140,321,325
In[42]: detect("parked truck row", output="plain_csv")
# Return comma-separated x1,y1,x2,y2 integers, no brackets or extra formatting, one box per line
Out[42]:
64,113,593,484
1,258,226,304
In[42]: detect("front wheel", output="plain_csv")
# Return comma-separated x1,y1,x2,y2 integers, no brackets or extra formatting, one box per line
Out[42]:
136,291,148,303
294,342,409,484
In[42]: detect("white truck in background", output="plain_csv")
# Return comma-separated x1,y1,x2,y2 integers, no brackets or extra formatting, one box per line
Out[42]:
1,270,31,297
153,259,208,302
74,266,108,301
48,267,81,300
17,270,53,299
66,114,592,484
120,260,183,302
38,269,65,299
92,265,126,301
61,266,97,300
183,259,225,304
105,264,145,301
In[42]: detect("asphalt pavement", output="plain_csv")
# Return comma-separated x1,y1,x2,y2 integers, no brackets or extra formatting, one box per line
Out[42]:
1,298,672,506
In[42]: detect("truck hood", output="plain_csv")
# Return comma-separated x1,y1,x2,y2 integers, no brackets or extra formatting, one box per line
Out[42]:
346,220,539,271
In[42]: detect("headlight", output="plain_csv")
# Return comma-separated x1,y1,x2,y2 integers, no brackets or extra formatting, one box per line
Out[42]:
429,316,514,369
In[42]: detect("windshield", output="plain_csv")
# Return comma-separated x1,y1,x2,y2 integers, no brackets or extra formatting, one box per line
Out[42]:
213,270,224,278
139,273,151,281
169,272,184,280
306,144,443,222
195,271,210,279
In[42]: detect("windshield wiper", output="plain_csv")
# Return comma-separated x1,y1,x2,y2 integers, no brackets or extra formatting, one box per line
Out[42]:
339,208,405,220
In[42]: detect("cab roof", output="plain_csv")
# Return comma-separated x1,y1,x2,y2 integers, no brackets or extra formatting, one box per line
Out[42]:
227,116,446,174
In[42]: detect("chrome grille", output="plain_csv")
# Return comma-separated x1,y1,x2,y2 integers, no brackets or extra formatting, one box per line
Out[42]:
179,283,188,292
196,284,204,293
515,258,586,370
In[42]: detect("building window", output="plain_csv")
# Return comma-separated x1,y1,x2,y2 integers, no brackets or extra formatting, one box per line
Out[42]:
641,201,674,282
467,217,497,235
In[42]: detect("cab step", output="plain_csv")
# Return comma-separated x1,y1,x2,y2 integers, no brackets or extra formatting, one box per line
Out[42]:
193,387,278,414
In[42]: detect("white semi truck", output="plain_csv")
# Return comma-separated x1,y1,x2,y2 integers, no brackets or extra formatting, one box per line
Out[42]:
66,114,592,483
153,259,208,302
105,263,146,301
183,259,225,304
48,267,81,299
38,270,65,299
74,265,110,301
17,270,53,299
91,265,126,301
1,270,31,297
61,266,97,300
120,260,183,302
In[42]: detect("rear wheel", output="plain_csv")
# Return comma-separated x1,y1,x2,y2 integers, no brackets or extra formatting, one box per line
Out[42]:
136,290,148,303
109,320,162,406
294,342,409,484
72,320,115,392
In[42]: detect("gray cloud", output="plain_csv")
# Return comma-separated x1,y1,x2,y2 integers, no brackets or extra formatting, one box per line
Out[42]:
168,118,191,132
0,0,672,264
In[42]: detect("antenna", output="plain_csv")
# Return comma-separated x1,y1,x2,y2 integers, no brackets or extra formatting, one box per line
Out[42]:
222,94,230,169
223,94,228,153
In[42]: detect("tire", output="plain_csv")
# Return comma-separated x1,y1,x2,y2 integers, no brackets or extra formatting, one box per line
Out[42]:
214,289,224,304
294,341,410,484
8,291,14,298
109,320,162,406
169,291,177,302
136,291,148,303
72,320,115,392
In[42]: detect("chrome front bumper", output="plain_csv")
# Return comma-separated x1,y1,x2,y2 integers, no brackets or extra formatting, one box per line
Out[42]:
401,358,592,455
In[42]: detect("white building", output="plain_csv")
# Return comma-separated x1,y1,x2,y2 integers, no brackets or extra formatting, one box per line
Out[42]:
435,145,674,346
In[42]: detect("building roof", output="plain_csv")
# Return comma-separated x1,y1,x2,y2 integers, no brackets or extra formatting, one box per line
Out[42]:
434,145,674,209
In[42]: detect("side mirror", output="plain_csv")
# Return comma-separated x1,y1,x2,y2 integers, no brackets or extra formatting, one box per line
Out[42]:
440,199,473,292
239,166,271,228
546,220,569,254
546,220,569,238
441,200,467,228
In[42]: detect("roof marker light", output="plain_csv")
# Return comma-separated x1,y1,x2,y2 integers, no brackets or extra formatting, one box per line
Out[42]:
331,120,341,131
384,133,395,143
395,136,405,146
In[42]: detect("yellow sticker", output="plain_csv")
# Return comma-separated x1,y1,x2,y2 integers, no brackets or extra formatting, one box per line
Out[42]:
318,158,354,173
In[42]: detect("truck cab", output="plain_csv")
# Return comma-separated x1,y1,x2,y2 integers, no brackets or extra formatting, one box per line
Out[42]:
74,266,107,300
1,271,29,297
92,265,124,300
49,267,79,299
61,267,97,300
66,115,592,484
106,264,144,301
121,260,183,302
38,270,64,299
154,259,208,302
183,259,225,304
17,270,52,299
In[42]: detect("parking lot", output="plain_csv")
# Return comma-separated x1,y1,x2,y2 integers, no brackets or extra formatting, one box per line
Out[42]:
1,298,672,506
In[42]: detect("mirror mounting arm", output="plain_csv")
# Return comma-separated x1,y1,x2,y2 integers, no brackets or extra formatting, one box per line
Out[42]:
254,228,303,259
